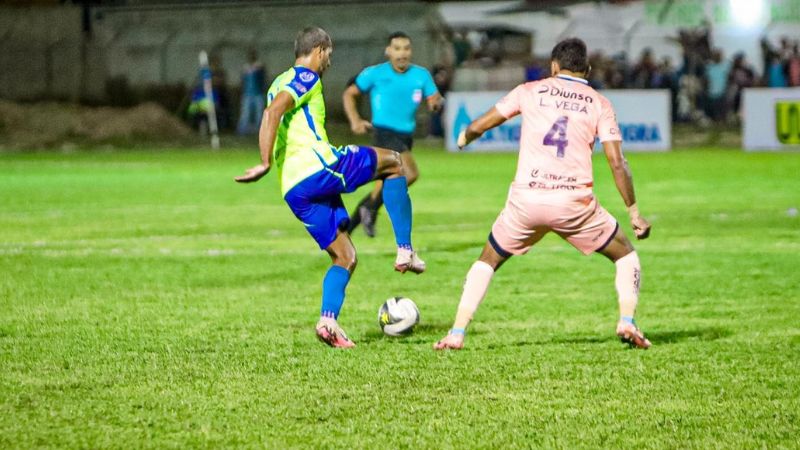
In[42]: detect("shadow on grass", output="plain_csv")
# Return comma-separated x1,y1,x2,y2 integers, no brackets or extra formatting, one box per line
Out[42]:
486,326,732,349
423,241,482,254
645,327,733,343
359,322,453,344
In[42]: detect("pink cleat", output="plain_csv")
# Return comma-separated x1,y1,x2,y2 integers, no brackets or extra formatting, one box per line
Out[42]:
433,332,464,350
616,320,651,349
315,318,355,349
395,248,426,274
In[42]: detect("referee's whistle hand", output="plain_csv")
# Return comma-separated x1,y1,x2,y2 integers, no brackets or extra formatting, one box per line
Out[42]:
351,120,373,135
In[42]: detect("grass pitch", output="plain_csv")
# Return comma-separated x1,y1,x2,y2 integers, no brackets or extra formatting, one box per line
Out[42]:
1,146,799,448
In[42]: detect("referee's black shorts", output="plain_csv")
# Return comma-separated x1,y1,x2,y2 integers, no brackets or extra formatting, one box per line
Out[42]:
372,126,413,153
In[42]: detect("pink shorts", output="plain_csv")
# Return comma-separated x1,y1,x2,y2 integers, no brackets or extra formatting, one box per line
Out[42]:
490,185,619,256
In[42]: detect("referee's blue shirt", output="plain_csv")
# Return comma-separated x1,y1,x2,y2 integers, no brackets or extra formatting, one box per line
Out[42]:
355,62,438,134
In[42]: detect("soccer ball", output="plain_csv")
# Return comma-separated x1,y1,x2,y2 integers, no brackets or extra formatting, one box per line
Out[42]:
378,297,420,336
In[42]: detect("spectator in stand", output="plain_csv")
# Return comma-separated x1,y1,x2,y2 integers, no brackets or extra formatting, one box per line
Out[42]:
704,49,730,123
766,53,788,88
728,52,756,117
655,57,679,121
237,49,267,135
429,63,452,137
209,54,230,130
788,42,800,87
780,37,794,61
588,51,608,89
632,48,657,88
610,52,630,88
524,56,546,82
760,36,779,81
452,31,471,67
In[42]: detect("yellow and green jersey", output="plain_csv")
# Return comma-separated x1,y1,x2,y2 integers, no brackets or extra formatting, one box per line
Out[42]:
267,66,340,195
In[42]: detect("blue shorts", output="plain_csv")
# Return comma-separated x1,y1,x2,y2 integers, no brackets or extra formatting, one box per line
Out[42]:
284,145,377,249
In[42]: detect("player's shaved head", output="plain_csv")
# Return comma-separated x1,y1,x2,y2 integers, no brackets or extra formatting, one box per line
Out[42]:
551,38,589,73
295,27,332,58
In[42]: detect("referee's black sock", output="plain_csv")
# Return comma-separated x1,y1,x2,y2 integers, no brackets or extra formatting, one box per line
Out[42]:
369,192,384,212
347,194,370,232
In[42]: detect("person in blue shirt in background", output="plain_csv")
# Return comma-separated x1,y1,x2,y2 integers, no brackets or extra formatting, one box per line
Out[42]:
237,49,267,135
344,32,443,237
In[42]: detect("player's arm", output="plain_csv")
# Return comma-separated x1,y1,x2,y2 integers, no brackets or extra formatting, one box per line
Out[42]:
235,91,295,183
343,84,372,135
426,92,444,113
456,107,508,150
602,140,651,239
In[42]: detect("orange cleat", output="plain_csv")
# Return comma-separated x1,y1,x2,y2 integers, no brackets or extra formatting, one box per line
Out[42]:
616,320,651,349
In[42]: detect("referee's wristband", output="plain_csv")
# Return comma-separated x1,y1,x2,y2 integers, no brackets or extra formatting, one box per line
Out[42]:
450,328,466,336
627,203,640,218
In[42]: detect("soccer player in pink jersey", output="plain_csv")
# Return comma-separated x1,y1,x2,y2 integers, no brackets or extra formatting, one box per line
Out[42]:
434,38,653,351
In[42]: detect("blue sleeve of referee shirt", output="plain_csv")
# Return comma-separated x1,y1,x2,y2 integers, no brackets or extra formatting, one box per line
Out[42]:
354,66,375,93
422,69,438,98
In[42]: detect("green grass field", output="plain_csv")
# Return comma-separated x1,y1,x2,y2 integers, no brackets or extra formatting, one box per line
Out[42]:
1,146,799,448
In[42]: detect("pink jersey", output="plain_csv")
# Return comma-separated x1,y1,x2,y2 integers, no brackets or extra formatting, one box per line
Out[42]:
494,74,620,191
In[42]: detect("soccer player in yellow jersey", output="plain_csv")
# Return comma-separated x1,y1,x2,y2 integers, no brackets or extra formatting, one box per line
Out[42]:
236,27,424,348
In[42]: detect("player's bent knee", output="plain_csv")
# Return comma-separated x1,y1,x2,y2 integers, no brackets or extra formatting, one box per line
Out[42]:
479,240,510,271
598,230,635,262
334,253,357,272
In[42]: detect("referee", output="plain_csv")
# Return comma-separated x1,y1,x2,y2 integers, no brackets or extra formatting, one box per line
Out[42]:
344,31,443,237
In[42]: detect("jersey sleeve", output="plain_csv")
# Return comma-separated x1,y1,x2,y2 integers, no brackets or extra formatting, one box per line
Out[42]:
597,95,621,142
277,67,320,107
422,69,438,98
354,66,375,93
494,84,524,118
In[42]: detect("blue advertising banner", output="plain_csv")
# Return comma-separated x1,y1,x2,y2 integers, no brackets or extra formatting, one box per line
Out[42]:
445,89,671,152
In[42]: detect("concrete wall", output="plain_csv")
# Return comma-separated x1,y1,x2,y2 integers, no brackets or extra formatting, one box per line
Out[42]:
0,7,89,101
0,3,446,117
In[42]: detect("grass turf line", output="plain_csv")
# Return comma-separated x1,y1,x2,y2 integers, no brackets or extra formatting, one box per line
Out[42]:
1,148,799,448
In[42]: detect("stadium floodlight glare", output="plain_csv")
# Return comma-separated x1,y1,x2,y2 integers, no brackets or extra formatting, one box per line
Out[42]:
729,0,766,28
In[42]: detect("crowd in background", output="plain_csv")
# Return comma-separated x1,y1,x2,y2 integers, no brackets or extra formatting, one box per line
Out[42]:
533,28,800,124
451,23,800,126
187,26,800,136
581,34,800,124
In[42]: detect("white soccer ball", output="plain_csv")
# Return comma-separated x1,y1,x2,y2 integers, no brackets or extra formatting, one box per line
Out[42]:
378,297,420,336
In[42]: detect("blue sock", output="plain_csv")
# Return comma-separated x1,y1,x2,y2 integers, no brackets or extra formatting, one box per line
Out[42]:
382,176,412,248
321,266,350,319
621,315,635,325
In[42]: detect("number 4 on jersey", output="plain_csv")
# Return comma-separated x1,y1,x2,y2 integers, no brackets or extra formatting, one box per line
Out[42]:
543,116,569,158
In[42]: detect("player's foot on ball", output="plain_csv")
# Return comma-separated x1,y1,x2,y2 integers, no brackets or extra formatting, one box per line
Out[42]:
394,248,426,274
433,332,464,350
358,204,377,238
616,320,651,349
315,318,355,349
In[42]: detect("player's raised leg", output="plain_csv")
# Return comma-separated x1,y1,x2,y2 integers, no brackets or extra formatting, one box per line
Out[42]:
371,146,425,274
434,237,511,350
355,152,419,238
315,230,357,348
598,229,651,349
361,152,420,237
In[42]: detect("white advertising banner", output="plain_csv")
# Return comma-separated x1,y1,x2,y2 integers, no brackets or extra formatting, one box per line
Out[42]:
445,89,671,152
743,88,800,151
